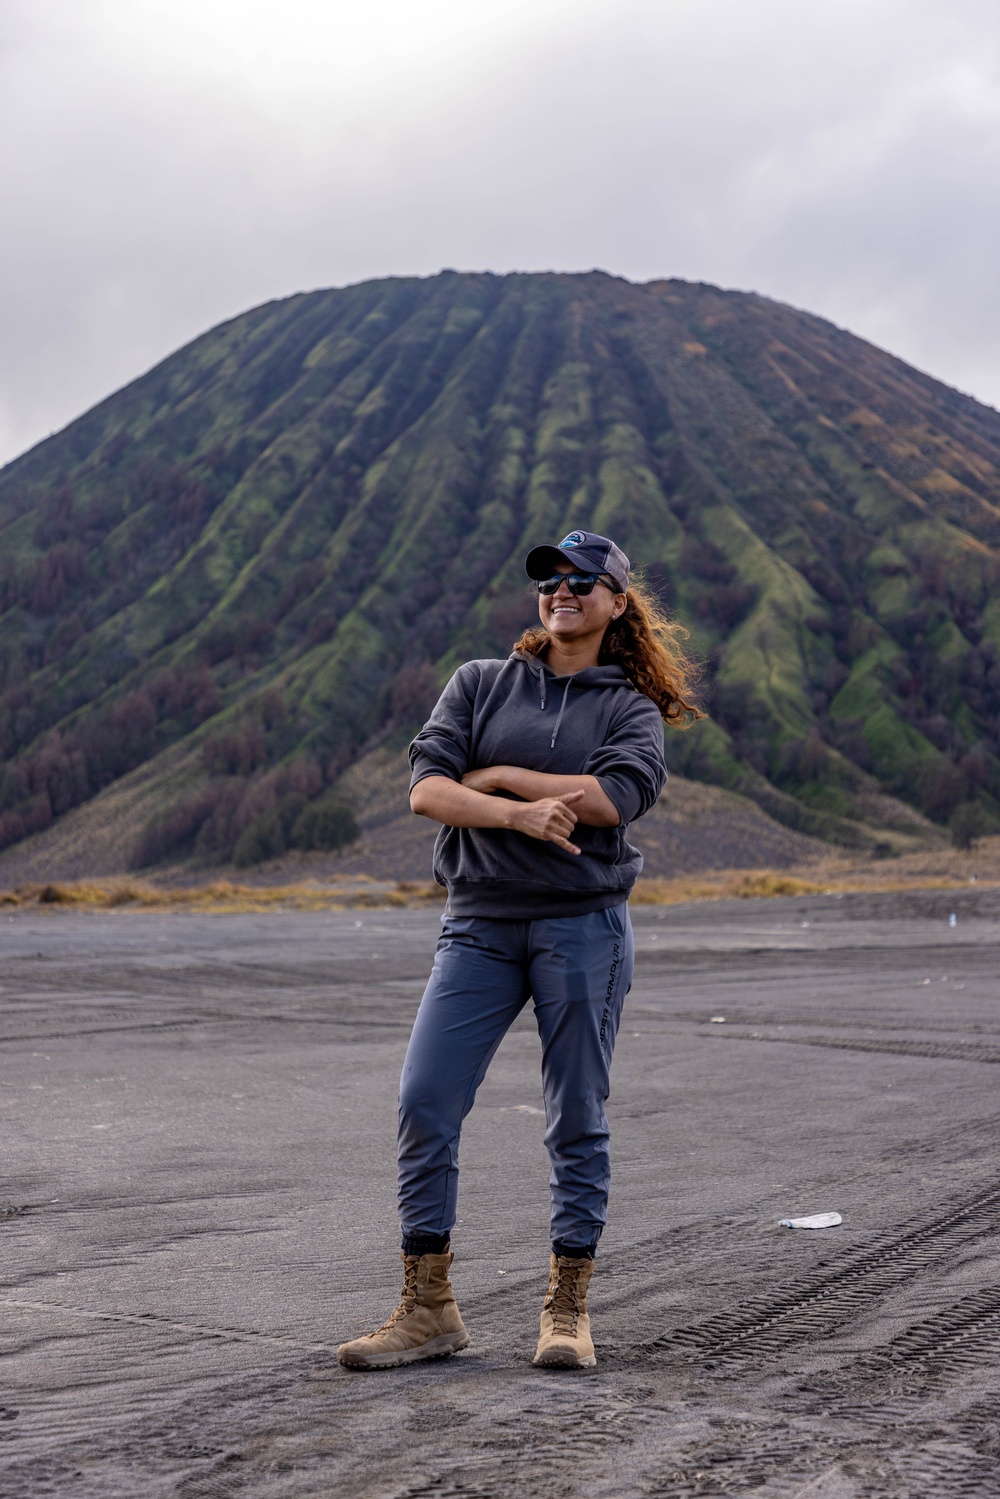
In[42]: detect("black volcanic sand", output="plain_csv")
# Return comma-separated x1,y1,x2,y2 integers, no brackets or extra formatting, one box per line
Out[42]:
2,889,999,1498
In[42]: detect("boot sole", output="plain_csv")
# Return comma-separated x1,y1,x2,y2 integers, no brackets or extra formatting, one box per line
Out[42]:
533,1350,597,1369
337,1331,470,1370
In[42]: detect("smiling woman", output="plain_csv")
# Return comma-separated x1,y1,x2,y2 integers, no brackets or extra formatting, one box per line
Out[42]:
337,529,702,1375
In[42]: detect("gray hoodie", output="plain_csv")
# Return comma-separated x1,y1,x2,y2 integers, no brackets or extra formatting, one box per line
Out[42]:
408,652,667,919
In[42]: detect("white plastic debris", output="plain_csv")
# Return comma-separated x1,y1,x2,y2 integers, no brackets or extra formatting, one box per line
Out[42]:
710,1015,726,1024
949,913,957,927
779,1212,843,1230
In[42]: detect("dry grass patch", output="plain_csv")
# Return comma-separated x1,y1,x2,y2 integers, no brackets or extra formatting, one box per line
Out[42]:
5,837,999,912
632,836,1000,904
3,878,446,914
632,872,825,905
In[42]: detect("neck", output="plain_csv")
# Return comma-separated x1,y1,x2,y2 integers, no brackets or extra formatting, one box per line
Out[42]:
543,634,603,675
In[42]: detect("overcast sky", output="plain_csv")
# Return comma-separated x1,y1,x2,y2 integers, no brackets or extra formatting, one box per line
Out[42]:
1,0,998,468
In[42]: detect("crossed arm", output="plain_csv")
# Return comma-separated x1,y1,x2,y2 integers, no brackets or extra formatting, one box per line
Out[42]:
409,768,620,857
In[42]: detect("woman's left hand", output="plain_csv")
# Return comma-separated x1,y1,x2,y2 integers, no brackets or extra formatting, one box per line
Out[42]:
461,767,507,795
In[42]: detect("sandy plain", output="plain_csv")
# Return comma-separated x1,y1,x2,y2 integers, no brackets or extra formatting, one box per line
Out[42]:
2,888,999,1497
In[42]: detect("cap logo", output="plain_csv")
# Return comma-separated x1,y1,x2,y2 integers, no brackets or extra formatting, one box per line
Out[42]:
559,531,586,547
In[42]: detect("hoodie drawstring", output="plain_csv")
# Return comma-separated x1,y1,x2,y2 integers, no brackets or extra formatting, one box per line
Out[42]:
550,678,573,750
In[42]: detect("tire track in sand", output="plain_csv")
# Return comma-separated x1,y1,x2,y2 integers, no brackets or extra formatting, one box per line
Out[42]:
643,1180,1000,1362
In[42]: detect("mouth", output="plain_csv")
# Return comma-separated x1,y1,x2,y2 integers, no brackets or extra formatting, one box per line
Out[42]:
551,604,581,615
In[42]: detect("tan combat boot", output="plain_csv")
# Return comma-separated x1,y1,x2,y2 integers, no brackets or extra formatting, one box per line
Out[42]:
532,1253,597,1369
337,1251,470,1370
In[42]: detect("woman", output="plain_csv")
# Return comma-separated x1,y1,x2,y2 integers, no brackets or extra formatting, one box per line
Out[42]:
337,529,701,1371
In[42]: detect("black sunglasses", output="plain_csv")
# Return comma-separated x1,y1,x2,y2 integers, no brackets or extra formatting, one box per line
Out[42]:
534,572,618,597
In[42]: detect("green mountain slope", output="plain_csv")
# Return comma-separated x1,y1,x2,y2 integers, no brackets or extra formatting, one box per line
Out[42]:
1,270,998,870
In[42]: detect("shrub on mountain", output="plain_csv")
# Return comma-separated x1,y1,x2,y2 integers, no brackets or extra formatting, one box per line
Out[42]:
77,691,157,787
775,730,831,789
24,543,89,614
259,687,289,733
199,613,272,668
286,752,324,798
917,759,967,824
192,779,250,862
962,643,1000,754
148,665,222,729
308,611,337,645
389,662,441,727
200,689,303,779
0,667,226,854
949,801,991,851
681,537,735,583
958,745,998,796
291,794,359,852
215,784,359,868
0,793,53,850
42,610,85,666
232,793,308,868
229,788,360,867
131,784,230,868
202,722,268,777
690,580,758,631
231,818,276,868
23,734,88,816
134,754,343,870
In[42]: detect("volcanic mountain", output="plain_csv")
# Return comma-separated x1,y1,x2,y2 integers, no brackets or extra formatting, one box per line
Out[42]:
1,270,998,879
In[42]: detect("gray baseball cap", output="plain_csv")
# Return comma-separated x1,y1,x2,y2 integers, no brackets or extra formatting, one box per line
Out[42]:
525,529,630,594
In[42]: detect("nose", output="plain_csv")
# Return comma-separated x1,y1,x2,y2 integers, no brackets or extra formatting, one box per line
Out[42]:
552,577,575,599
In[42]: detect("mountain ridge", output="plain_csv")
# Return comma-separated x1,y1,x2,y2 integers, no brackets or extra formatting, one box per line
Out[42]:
1,269,997,876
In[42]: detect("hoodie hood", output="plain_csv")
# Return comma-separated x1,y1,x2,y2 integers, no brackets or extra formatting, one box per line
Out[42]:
513,652,632,748
513,650,630,692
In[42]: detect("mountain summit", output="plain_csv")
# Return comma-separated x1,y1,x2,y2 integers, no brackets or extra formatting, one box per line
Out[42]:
1,270,998,873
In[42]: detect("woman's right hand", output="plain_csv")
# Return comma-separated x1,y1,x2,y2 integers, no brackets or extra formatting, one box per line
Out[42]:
508,791,584,854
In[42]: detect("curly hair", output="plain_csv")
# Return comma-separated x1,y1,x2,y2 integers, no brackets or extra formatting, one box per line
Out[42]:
513,573,704,726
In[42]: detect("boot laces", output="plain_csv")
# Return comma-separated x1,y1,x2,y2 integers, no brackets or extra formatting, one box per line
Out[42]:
372,1258,419,1335
547,1263,584,1336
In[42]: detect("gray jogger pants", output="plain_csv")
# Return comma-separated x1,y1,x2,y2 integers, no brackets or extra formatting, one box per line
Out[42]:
397,904,634,1248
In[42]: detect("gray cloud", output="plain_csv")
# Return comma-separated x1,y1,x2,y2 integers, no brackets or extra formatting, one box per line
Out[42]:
1,0,998,467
